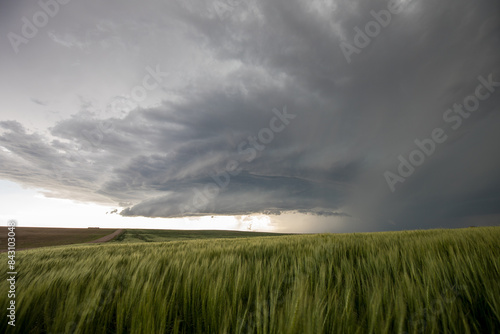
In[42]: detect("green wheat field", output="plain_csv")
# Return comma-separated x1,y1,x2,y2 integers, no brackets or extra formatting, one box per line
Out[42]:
1,226,499,333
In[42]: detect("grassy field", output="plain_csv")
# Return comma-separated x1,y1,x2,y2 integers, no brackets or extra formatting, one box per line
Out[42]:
113,229,290,243
1,226,499,333
0,228,286,251
0,227,118,250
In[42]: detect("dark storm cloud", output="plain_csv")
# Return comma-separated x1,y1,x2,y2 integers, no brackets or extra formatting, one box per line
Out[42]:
119,172,346,218
1,0,499,231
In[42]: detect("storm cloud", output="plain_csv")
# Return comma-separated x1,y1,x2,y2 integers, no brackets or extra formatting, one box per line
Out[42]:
1,0,499,231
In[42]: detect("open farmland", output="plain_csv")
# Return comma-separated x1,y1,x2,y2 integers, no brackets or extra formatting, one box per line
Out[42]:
0,228,287,252
0,227,119,251
1,226,499,333
113,229,290,243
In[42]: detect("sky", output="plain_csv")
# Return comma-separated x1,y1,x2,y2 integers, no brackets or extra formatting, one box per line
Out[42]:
0,0,499,232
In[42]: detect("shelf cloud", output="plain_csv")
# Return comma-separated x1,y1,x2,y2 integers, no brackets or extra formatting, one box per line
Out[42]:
1,0,499,231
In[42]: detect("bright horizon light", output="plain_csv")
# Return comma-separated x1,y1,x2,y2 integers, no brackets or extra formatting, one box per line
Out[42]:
0,180,277,231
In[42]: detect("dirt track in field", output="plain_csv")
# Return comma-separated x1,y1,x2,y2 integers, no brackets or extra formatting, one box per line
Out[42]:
0,227,125,252
86,229,125,243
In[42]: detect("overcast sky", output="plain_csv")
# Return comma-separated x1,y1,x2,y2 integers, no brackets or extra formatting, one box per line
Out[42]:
1,0,499,232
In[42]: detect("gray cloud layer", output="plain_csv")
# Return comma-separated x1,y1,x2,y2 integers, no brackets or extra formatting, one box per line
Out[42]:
1,0,499,231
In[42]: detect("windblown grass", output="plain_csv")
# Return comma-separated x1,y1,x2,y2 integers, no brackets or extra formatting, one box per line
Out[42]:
1,226,499,333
